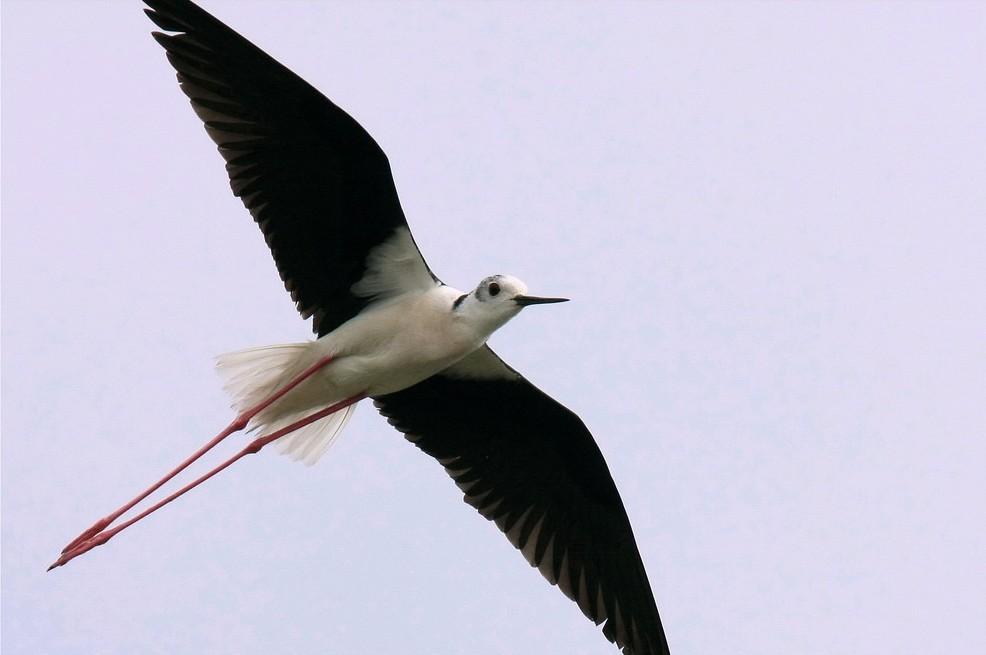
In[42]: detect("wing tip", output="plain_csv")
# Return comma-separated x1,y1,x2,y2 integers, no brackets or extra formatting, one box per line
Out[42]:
144,3,190,34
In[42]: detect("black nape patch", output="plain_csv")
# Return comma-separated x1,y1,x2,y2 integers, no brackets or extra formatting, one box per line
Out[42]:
452,294,468,310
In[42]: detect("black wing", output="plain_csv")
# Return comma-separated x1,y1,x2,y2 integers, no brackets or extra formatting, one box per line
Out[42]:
375,348,671,655
143,0,437,336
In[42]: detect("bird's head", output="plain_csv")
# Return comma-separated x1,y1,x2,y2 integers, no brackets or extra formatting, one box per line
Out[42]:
456,274,568,334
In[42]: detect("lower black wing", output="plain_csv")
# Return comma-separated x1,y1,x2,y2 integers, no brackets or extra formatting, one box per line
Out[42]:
374,348,671,655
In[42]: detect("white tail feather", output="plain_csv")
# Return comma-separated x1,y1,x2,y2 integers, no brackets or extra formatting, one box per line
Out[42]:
273,403,357,466
215,343,311,414
215,342,354,465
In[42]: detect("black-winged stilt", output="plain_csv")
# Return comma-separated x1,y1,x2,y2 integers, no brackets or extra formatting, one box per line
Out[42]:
51,2,671,653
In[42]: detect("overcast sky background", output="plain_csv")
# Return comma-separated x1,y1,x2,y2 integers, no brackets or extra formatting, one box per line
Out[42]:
3,2,985,654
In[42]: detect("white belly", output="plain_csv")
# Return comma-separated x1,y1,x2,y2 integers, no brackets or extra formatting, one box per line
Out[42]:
311,285,483,398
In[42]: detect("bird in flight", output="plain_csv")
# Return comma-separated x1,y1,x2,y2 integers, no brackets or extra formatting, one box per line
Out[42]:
51,1,671,653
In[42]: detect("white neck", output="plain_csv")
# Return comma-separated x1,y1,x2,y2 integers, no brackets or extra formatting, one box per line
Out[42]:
453,290,522,342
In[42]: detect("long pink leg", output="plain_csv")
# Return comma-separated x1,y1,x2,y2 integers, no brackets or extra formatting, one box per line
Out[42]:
49,392,367,571
60,355,336,554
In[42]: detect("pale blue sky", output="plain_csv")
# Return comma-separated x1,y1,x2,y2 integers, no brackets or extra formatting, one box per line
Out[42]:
3,2,985,654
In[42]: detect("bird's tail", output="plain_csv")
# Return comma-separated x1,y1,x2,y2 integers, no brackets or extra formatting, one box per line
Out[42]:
215,343,356,466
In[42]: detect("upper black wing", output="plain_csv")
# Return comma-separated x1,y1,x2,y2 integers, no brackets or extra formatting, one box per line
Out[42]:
143,0,437,336
375,348,671,655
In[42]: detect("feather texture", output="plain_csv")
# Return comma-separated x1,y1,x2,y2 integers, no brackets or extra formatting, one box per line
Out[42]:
215,343,353,465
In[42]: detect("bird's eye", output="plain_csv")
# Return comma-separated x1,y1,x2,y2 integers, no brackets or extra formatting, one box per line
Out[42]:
488,282,501,296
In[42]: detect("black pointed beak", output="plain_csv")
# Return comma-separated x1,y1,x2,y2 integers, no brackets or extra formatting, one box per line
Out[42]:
513,295,570,307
